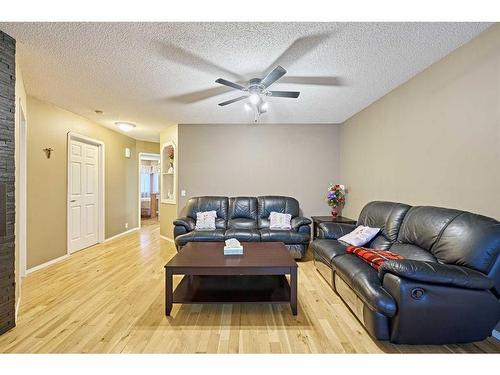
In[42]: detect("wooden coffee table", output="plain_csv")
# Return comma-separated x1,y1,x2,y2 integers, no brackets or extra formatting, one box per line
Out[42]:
164,242,298,316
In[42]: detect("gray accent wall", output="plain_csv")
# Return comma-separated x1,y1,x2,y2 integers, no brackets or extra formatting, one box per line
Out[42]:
0,30,16,335
177,123,341,218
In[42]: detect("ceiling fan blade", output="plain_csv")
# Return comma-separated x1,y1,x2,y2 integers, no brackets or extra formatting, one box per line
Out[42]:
265,32,333,72
215,78,246,91
279,76,344,86
269,91,300,98
169,86,234,103
218,95,249,106
155,41,243,79
260,66,287,88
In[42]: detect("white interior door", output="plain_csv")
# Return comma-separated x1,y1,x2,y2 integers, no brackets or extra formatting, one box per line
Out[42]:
68,139,99,253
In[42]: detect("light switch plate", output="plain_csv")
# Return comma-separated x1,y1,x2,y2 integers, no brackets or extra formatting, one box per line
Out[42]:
125,148,131,158
181,190,186,197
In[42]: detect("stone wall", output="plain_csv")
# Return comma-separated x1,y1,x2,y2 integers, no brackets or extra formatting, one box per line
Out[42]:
0,30,16,335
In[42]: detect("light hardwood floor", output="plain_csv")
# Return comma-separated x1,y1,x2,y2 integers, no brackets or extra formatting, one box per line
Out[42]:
1,219,499,354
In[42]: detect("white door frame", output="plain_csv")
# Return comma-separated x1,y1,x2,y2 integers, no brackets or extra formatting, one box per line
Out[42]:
67,132,105,254
18,100,27,277
138,152,160,228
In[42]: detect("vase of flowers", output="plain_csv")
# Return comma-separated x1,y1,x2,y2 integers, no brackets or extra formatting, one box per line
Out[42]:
327,183,346,217
168,148,174,168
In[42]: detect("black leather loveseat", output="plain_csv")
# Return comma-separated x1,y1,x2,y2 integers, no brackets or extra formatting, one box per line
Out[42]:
311,201,500,344
173,196,311,259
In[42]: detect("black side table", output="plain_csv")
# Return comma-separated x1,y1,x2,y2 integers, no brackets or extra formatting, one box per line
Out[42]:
311,216,357,238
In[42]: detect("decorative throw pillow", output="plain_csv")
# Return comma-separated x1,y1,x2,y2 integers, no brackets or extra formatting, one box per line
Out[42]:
346,246,403,270
269,211,292,230
338,225,380,246
195,210,217,230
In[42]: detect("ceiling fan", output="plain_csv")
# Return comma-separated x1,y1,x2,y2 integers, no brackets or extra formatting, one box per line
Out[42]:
215,65,300,118
158,31,344,121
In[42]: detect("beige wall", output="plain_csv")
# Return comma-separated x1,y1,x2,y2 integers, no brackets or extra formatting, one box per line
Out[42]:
340,24,500,220
177,123,341,219
136,140,159,155
14,58,27,309
26,96,139,268
159,125,178,239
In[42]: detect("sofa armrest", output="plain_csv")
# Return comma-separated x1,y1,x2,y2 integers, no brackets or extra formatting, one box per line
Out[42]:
382,272,500,344
318,222,356,240
173,225,188,239
291,216,312,230
379,260,493,290
173,217,195,232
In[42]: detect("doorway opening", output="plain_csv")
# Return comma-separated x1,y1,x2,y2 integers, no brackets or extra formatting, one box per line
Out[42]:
138,153,160,228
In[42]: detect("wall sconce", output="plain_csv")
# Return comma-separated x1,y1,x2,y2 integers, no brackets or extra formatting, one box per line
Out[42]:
43,148,54,159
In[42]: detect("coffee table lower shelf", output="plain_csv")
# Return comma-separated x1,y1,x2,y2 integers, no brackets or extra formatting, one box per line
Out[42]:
172,275,291,304
164,242,298,316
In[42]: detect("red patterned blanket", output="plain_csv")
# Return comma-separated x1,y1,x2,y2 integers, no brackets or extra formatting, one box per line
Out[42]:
346,246,403,270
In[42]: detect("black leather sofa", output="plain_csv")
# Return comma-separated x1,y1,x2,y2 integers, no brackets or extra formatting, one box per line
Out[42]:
173,196,311,259
311,201,500,344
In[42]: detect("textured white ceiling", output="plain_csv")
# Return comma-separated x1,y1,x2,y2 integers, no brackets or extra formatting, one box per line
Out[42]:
0,22,491,141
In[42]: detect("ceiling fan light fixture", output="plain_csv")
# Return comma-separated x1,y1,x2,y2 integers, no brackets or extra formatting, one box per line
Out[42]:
260,102,269,112
249,93,260,105
115,122,136,132
244,103,252,111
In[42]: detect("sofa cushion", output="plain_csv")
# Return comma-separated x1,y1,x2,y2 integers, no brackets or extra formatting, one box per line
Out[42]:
332,254,397,317
430,212,500,274
389,243,438,262
397,206,462,251
259,229,309,244
357,201,411,250
224,228,261,242
185,196,229,229
175,229,226,247
227,197,258,229
257,196,299,229
312,239,347,265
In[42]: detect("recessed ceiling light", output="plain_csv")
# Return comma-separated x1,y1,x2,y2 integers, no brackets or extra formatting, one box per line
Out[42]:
115,122,136,132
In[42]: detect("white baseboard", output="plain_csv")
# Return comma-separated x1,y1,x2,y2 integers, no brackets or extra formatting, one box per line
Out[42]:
104,227,139,242
15,294,21,321
492,329,500,340
160,235,175,243
15,276,22,320
26,254,69,275
26,228,138,275
25,228,139,275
